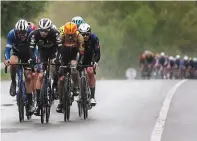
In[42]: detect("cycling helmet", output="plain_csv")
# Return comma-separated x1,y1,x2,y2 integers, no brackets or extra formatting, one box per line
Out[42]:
64,22,77,35
193,57,197,62
38,18,52,29
175,55,180,59
160,52,165,56
78,23,91,33
169,56,174,61
58,26,65,35
28,22,36,30
15,19,29,31
71,16,84,27
183,55,188,60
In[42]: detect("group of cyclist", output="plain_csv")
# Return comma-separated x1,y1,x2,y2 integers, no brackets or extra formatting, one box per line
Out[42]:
4,16,101,117
139,50,197,79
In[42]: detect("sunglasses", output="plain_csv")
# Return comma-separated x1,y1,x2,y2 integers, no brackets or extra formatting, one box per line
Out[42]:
81,33,90,37
17,30,27,36
39,29,50,33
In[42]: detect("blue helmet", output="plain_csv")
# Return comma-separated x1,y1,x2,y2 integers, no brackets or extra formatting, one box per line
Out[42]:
71,16,85,27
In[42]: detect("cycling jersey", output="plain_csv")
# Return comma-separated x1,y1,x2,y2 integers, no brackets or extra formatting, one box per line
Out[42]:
145,54,155,64
83,33,100,65
4,27,34,61
175,59,181,67
159,56,168,66
183,60,190,68
28,28,62,64
58,31,84,65
169,60,175,67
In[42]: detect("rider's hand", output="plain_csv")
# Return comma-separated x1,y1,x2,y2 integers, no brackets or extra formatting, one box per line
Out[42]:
4,60,10,66
28,59,35,65
93,62,99,69
52,58,59,64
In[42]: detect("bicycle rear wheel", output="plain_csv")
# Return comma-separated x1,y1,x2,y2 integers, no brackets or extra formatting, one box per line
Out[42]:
18,84,24,122
80,77,88,119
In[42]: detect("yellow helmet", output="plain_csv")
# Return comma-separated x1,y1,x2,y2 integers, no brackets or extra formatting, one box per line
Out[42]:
58,25,64,35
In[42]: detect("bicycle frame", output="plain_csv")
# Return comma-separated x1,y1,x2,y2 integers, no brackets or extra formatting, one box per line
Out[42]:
17,65,26,105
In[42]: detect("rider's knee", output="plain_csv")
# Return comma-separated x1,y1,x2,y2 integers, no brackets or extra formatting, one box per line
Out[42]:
58,76,65,84
87,67,94,74
25,71,32,83
37,73,43,80
32,72,37,78
10,55,19,64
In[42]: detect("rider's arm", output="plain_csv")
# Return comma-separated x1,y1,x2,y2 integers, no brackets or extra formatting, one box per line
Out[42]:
78,34,85,63
94,36,101,63
28,31,37,60
4,30,14,60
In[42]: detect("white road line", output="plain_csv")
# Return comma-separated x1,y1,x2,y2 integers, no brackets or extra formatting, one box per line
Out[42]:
150,79,187,141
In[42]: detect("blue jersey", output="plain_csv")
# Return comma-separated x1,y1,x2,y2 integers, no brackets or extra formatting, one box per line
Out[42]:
4,27,36,60
83,33,101,63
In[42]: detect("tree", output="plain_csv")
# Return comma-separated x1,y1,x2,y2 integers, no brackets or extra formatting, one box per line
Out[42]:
1,1,47,37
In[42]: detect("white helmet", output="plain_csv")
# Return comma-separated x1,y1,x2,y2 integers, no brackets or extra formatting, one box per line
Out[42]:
38,18,52,30
175,55,180,59
15,19,29,31
160,52,165,56
71,16,84,27
184,56,188,60
169,56,174,61
193,57,197,62
78,23,91,33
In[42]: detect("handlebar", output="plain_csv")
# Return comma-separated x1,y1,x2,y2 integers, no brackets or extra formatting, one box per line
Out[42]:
4,63,31,73
59,64,93,68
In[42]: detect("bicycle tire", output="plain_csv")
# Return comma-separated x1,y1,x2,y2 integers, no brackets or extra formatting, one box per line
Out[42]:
63,77,68,122
46,106,50,123
63,76,71,121
18,83,24,122
77,100,82,117
40,86,46,124
80,77,88,119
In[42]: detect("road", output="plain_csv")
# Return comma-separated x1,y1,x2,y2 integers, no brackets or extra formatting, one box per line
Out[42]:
1,80,197,141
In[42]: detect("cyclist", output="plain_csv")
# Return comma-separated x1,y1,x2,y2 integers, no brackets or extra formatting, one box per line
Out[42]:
157,52,168,78
71,16,85,28
167,56,176,78
55,22,85,113
78,23,101,105
4,19,35,113
28,18,62,116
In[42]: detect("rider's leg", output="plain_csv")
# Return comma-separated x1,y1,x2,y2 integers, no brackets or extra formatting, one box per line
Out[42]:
71,60,80,96
9,55,19,96
87,67,97,105
24,68,34,113
50,64,58,99
34,71,43,116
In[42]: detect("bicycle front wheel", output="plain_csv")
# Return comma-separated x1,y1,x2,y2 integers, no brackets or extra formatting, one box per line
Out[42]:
40,85,46,124
62,77,71,122
80,77,88,119
18,84,24,122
